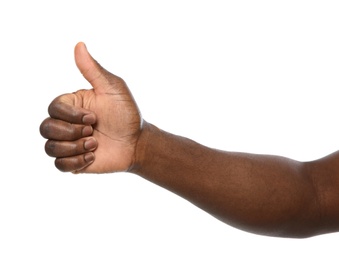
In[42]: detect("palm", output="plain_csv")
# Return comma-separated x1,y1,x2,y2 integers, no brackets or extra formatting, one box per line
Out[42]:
75,81,142,173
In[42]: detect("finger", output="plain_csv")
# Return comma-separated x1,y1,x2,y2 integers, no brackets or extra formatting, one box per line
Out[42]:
48,94,96,125
40,117,93,141
45,137,97,158
55,152,95,172
74,42,126,95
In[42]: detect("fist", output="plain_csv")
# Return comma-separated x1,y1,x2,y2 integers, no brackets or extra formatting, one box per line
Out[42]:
40,42,143,173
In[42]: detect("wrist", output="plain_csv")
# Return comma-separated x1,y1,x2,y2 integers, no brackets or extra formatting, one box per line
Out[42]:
129,119,153,173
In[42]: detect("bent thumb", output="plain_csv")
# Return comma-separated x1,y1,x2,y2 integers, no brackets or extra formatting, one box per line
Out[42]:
74,42,120,94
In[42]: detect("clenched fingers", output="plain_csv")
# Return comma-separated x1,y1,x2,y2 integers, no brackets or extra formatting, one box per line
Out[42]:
55,152,95,172
48,94,96,125
40,118,93,141
45,137,97,158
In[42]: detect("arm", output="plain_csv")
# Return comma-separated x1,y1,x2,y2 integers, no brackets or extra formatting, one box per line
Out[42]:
40,42,339,238
132,122,339,238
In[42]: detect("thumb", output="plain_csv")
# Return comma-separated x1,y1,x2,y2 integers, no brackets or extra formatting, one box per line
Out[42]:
74,42,121,94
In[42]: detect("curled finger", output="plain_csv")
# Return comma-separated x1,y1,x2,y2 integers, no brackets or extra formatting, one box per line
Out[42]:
48,94,96,125
40,118,93,141
45,137,97,158
54,152,95,172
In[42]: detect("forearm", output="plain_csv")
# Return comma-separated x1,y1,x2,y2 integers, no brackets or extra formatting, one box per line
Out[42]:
131,122,321,238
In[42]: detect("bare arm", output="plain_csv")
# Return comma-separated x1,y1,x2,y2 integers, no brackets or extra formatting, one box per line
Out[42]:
131,122,339,238
40,42,339,238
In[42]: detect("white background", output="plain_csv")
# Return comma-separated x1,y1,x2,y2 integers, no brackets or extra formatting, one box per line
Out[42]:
1,0,339,259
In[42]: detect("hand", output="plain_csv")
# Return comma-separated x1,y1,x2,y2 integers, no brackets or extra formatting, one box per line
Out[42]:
40,42,143,173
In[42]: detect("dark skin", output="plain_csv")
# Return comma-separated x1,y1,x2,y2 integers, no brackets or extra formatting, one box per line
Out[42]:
40,42,339,238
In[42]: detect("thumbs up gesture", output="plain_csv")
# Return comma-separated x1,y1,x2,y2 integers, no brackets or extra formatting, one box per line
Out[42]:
40,42,143,173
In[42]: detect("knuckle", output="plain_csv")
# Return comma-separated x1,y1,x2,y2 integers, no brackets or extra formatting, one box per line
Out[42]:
48,98,62,117
68,142,79,153
70,142,80,153
39,118,52,138
70,108,79,119
54,158,68,172
44,140,56,156
67,125,80,140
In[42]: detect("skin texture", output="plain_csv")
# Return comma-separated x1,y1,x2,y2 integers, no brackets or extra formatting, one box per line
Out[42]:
40,42,339,238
